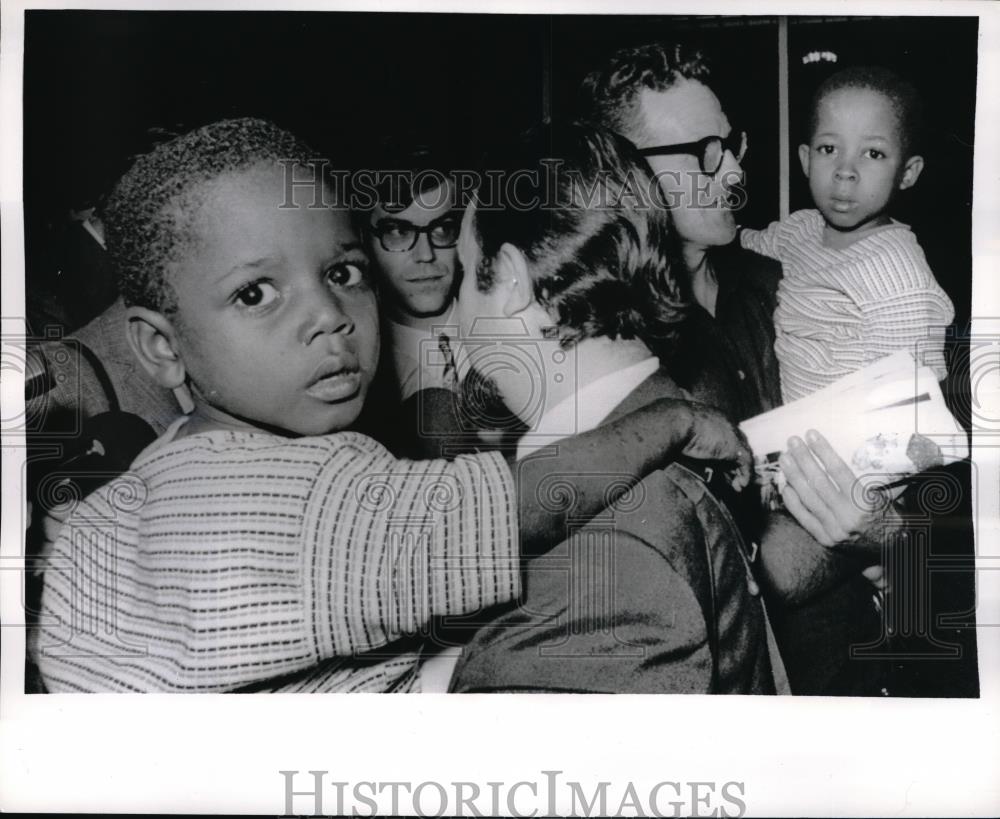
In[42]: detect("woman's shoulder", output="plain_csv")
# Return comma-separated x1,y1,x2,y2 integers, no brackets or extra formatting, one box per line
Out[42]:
714,241,782,293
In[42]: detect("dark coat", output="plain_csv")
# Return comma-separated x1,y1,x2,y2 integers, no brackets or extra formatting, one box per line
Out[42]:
449,369,777,694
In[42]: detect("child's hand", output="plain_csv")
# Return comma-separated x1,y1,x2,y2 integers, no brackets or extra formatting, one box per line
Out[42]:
682,403,753,492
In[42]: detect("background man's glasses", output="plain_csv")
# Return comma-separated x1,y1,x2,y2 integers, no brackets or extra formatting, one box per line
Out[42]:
638,130,748,176
368,215,461,252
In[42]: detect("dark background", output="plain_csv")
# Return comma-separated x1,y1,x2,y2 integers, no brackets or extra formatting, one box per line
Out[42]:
23,12,978,342
20,11,982,698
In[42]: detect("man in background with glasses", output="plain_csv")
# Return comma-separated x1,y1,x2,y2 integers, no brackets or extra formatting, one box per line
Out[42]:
361,140,526,458
362,140,463,407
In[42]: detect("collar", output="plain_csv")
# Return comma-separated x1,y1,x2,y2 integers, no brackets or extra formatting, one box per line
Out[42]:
385,301,458,344
516,356,660,460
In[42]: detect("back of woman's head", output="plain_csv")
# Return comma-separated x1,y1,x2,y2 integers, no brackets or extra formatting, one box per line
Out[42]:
471,121,687,351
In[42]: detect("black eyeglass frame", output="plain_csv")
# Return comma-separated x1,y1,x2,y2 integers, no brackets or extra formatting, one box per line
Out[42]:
367,214,461,253
638,130,748,176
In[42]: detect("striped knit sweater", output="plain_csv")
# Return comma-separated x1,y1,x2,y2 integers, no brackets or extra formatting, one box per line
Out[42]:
38,421,519,692
740,210,954,403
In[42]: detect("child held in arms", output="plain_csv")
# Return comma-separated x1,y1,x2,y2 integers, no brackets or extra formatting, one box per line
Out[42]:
38,118,750,693
740,66,954,403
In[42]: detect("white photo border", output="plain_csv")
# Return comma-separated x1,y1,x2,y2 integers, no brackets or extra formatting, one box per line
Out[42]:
2,1,998,816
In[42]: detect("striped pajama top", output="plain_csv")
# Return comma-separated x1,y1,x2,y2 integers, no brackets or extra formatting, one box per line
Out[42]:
740,209,954,403
38,421,519,693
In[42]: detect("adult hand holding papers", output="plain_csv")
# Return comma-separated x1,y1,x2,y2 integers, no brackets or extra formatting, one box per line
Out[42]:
740,352,969,511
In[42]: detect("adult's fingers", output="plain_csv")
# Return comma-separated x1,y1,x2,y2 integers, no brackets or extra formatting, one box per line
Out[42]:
780,438,850,543
726,459,751,492
802,430,902,542
784,436,842,499
733,434,753,480
802,429,856,493
792,433,872,540
780,483,836,547
862,563,889,592
684,411,741,461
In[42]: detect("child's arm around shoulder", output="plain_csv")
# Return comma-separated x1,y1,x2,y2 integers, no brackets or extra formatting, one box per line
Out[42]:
739,209,817,262
36,431,520,692
516,397,752,555
36,408,753,692
739,215,786,261
304,397,755,652
302,433,521,656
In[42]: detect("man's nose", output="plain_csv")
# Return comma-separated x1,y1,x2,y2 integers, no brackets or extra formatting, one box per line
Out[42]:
718,149,745,189
413,230,436,262
721,145,744,175
300,288,354,345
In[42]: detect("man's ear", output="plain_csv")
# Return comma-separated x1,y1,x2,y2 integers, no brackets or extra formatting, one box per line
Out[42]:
798,144,811,178
125,306,187,389
495,243,534,317
898,155,925,190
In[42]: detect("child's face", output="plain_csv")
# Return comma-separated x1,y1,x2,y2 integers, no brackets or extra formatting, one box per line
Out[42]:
167,163,380,436
799,87,919,235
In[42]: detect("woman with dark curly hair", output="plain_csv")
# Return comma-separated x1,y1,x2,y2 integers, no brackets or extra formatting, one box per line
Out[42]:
446,121,785,694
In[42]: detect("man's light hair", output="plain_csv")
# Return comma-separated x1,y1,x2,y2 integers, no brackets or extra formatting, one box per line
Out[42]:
580,41,712,142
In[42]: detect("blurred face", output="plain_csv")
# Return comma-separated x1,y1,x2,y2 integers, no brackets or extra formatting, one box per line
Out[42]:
168,163,380,436
634,80,743,253
368,182,458,320
800,87,916,236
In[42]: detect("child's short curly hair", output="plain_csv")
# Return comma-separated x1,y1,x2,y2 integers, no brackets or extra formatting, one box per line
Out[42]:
808,66,925,157
103,117,320,314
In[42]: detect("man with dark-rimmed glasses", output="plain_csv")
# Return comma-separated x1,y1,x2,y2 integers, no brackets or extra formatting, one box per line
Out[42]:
361,139,463,408
582,41,902,695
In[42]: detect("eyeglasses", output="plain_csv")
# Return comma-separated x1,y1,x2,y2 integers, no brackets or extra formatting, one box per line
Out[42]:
638,130,748,176
368,214,461,253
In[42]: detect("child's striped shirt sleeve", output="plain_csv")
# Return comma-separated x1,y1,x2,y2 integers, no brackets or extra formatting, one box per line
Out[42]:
739,217,789,261
37,430,520,692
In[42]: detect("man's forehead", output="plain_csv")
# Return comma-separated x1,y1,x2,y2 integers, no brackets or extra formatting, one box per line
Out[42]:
635,80,730,145
373,180,455,223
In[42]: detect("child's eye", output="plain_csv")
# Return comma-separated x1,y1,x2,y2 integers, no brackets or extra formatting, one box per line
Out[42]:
234,280,280,309
325,261,367,288
864,149,886,160
815,144,836,156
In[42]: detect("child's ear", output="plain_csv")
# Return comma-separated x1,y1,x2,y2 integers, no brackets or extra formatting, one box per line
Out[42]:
125,306,187,390
797,144,811,178
898,155,925,190
496,242,534,317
